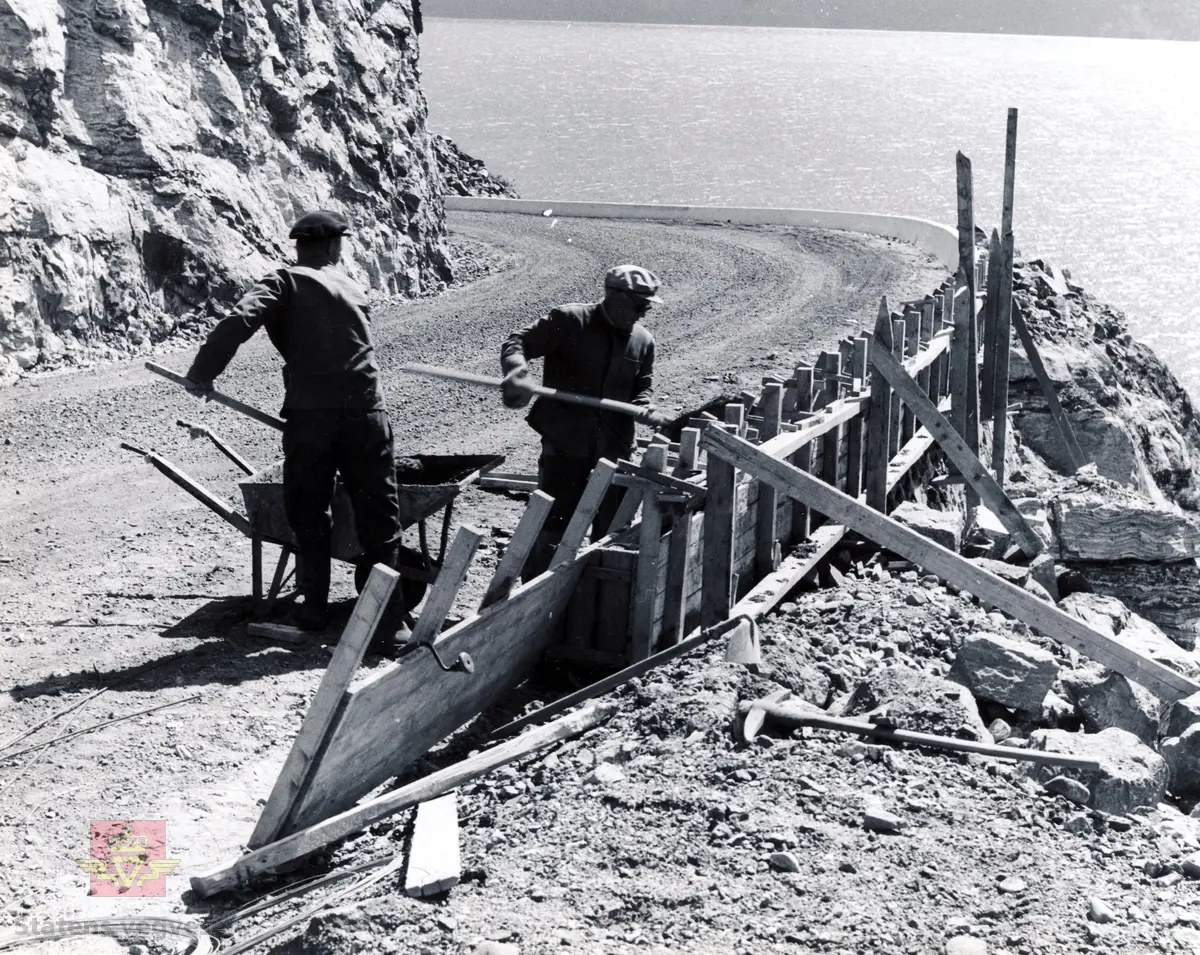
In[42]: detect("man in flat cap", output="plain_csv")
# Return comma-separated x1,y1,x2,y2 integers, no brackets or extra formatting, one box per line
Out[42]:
500,264,671,579
184,210,406,639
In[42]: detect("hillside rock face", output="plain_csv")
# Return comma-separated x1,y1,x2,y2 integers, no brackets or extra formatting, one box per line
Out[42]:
1007,258,1200,511
0,0,450,376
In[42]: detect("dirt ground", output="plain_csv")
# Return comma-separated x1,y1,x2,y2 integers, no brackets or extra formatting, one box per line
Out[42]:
0,212,960,947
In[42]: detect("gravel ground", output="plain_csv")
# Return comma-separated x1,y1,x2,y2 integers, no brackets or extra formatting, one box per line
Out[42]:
0,211,946,946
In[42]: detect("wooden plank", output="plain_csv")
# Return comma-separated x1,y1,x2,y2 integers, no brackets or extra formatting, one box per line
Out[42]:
285,540,602,831
789,366,815,541
864,302,892,513
845,335,869,500
754,382,784,576
248,566,400,848
992,230,1015,485
703,426,1200,703
607,487,642,534
563,553,599,649
192,702,619,897
918,298,935,402
903,311,920,443
869,341,1043,558
404,793,460,897
245,621,307,645
595,549,635,655
820,352,842,489
701,426,736,627
631,446,668,661
1002,107,1019,238
980,228,1003,421
477,475,538,492
661,508,696,648
1011,308,1087,470
481,491,554,609
551,459,617,569
408,527,483,646
931,292,946,400
889,315,906,457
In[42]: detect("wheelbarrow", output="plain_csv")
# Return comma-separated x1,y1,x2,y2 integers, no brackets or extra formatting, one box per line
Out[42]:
122,422,503,616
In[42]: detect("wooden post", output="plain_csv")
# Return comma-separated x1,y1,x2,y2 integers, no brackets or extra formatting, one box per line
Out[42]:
551,460,616,569
677,427,701,475
661,507,695,649
1011,308,1087,470
481,491,554,609
955,149,978,420
903,310,920,444
724,401,746,439
701,425,736,628
407,526,484,646
889,315,906,457
789,365,814,542
755,382,784,577
931,291,946,400
865,302,893,513
631,446,668,661
917,298,934,403
845,335,869,500
249,565,400,848
980,228,1003,421
820,351,842,489
992,230,1015,486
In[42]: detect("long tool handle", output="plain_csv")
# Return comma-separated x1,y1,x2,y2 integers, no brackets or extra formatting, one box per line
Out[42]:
120,441,252,536
146,362,286,432
399,363,656,424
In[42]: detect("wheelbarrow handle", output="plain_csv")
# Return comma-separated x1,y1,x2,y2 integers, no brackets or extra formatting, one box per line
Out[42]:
176,419,255,475
120,441,252,536
146,362,286,432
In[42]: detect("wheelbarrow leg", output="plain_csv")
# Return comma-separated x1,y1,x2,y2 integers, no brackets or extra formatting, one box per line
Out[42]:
252,533,265,618
265,546,292,618
438,502,455,563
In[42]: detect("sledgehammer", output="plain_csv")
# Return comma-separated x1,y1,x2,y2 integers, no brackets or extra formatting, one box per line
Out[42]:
738,693,1102,770
398,363,664,426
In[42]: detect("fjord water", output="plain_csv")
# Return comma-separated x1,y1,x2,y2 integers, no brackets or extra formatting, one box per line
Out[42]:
422,18,1200,397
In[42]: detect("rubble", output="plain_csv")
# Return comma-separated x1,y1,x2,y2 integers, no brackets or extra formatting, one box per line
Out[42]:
1024,727,1168,815
947,630,1059,715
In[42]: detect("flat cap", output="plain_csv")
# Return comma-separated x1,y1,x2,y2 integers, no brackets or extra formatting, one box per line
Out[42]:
289,209,351,240
603,264,662,304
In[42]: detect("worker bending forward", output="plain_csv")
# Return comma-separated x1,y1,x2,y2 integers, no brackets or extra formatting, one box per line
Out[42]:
501,264,671,579
184,210,404,635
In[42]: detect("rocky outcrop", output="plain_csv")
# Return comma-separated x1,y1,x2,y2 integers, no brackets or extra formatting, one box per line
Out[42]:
0,0,452,376
432,133,517,198
1007,258,1200,511
1051,486,1200,562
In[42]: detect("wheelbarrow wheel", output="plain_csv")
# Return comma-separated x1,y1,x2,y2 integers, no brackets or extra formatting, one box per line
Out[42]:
354,545,429,609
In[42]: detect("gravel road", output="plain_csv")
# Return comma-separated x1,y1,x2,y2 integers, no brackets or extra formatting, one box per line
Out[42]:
0,212,944,923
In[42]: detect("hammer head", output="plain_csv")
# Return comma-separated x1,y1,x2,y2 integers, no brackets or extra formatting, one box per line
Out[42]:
742,688,792,745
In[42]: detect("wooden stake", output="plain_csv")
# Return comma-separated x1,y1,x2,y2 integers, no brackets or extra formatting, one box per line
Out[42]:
407,527,484,647
701,426,736,628
980,228,1003,421
661,508,696,648
248,565,400,849
631,445,668,661
481,491,554,609
991,230,1015,485
889,315,906,457
790,366,815,541
755,382,784,576
550,459,616,569
845,335,869,500
677,427,701,474
864,302,892,513
869,342,1043,558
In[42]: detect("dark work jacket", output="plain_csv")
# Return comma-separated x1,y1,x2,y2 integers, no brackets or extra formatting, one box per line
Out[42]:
187,265,384,413
501,302,655,461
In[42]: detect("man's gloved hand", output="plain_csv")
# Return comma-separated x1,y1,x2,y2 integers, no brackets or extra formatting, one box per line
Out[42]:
643,408,674,431
501,365,533,409
183,375,213,400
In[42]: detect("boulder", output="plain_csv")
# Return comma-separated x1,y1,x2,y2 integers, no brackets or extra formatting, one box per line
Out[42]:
840,664,991,743
969,557,1030,587
1060,593,1200,679
1161,725,1200,799
948,631,1059,715
1025,727,1168,816
890,501,964,553
1061,664,1163,745
1051,490,1200,561
1029,553,1060,601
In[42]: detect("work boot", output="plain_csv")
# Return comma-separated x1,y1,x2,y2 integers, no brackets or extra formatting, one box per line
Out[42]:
294,599,329,632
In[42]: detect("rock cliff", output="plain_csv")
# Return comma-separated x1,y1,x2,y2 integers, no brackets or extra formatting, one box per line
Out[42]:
0,0,449,376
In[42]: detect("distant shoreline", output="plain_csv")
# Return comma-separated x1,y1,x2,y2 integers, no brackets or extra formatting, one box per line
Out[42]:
425,15,1196,44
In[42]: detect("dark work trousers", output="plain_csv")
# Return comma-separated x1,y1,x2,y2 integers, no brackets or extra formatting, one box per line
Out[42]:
282,409,402,608
523,443,625,581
